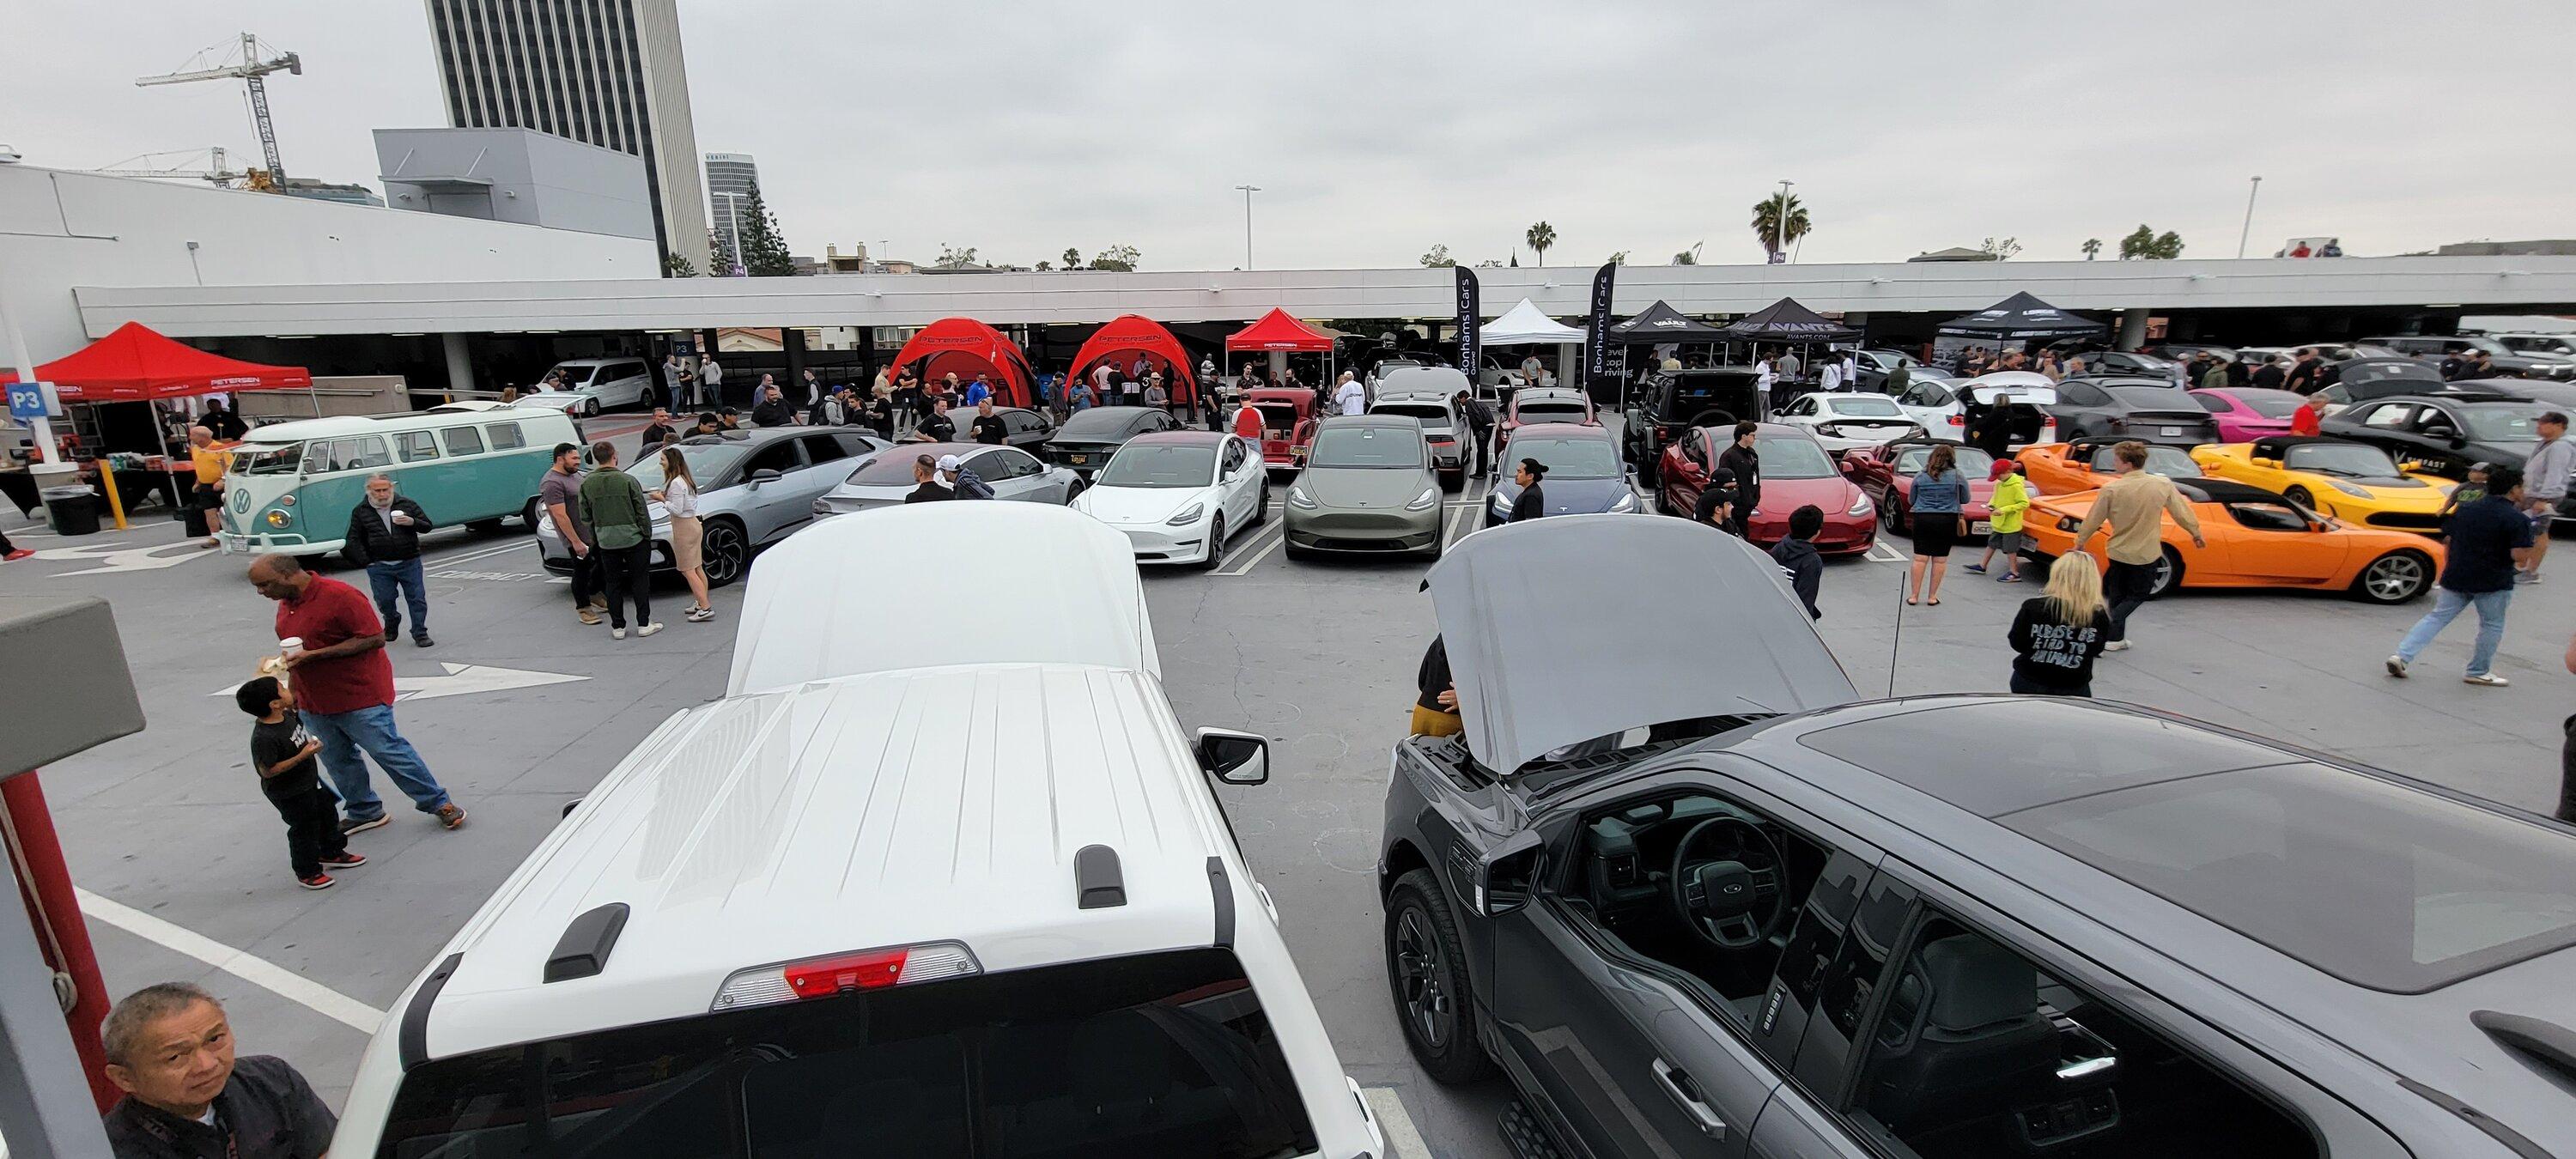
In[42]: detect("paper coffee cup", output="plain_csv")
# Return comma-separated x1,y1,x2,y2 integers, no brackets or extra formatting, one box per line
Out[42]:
278,636,305,657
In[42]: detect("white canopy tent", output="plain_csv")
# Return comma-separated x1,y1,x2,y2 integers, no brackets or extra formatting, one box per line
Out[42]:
1478,298,1585,396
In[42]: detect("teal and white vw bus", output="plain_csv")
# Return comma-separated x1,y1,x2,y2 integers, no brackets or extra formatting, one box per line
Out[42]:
217,410,580,557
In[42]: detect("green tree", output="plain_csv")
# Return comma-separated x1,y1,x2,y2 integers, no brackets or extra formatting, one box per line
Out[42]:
934,243,980,267
1749,191,1810,261
2118,225,2184,260
1035,260,1054,271
2081,238,2103,260
1978,236,2021,260
661,250,698,277
1419,243,1456,268
1524,221,1556,265
1473,258,1504,268
1062,246,1084,269
708,228,738,276
1671,251,1697,264
1090,244,1140,272
733,182,795,276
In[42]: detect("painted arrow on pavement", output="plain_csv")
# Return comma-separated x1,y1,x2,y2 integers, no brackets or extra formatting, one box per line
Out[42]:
211,663,588,701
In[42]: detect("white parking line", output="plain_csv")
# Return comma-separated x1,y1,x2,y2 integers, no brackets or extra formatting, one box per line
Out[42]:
1216,524,1285,576
422,539,535,567
1865,540,1909,563
76,889,386,1033
1364,1087,1430,1159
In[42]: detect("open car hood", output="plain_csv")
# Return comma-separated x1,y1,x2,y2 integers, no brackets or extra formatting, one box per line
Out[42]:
1424,514,1854,778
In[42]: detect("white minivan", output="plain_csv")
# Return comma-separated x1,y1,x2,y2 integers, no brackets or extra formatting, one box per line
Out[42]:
330,504,1385,1159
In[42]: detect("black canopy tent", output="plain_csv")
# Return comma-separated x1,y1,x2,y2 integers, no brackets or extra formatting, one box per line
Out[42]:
1718,297,1862,404
1606,300,1733,408
1933,291,2107,368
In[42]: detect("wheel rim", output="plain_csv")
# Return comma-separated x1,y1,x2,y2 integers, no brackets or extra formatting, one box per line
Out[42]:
1394,908,1451,1048
705,526,745,584
2366,554,2425,600
1206,517,1224,566
2154,554,2178,594
2285,486,2312,509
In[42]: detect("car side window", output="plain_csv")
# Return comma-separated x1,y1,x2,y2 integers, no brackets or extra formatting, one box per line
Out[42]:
1221,440,1246,474
2409,406,2460,435
1849,903,2322,1157
743,440,804,476
485,422,526,450
2192,394,2228,413
397,430,440,462
835,433,882,458
441,427,485,456
2356,404,2414,429
799,434,851,465
2058,382,2108,407
2229,501,2309,532
964,450,1016,482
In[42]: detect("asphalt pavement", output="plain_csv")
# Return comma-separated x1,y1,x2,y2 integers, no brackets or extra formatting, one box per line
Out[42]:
3,427,2568,1159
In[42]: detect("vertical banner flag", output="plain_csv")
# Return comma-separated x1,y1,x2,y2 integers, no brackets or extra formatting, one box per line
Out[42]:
1584,261,1617,391
1454,266,1480,382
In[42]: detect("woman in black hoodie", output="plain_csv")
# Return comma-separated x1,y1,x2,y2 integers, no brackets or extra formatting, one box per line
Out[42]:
2008,551,2114,695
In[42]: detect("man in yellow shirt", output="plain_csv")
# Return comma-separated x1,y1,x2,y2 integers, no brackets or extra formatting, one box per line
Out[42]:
2070,440,2205,652
185,425,231,549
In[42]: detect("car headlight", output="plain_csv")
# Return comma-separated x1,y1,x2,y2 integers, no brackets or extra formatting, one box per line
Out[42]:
264,508,292,528
1847,492,1873,516
1490,491,1512,513
1609,491,1637,513
2329,480,2372,499
1287,486,1318,509
1166,503,1206,526
1405,487,1440,512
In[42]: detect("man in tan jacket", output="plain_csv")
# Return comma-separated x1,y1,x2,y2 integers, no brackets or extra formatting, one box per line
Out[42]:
2070,440,2205,652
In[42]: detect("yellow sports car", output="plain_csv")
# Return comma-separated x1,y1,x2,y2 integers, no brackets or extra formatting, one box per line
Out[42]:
2190,435,2452,533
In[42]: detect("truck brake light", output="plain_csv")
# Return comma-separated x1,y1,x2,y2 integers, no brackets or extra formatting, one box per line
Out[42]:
711,941,981,1010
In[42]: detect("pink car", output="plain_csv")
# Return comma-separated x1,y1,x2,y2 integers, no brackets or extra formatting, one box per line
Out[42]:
2189,386,2305,443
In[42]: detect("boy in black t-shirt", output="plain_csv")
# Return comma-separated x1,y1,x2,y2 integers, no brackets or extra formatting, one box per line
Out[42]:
235,677,366,890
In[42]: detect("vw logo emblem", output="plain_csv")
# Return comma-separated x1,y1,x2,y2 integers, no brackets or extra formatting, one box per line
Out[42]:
231,490,251,513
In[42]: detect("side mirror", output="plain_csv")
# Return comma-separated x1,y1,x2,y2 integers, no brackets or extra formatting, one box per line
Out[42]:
1839,458,1862,478
2251,456,2279,467
747,467,782,487
1473,829,1543,917
1196,727,1269,786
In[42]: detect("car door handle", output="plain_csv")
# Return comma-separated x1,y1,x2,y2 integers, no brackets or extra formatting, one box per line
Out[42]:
1650,1059,1727,1140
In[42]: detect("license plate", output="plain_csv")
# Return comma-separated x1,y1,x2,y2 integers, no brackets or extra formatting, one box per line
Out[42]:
1067,454,1088,464
2160,426,2181,437
1971,520,1992,534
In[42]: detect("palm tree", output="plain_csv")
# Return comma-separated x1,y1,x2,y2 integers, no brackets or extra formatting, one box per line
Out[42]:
1525,221,1556,266
2081,238,2103,261
1748,192,1810,261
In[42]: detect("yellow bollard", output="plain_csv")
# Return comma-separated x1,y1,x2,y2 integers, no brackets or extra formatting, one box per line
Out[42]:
94,463,129,531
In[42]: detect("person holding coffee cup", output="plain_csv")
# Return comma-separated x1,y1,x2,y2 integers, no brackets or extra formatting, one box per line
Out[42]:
247,554,465,834
345,474,437,647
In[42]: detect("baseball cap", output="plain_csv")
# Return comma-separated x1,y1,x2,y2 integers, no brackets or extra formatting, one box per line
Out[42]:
1990,459,2016,481
935,454,963,471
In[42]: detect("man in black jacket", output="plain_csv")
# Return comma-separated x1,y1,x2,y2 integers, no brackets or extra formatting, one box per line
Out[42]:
102,983,337,1159
1451,389,1495,477
345,474,434,646
750,383,799,428
1716,421,1762,535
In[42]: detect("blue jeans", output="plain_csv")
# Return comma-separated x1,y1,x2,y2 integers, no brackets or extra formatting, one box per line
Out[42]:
365,556,429,639
302,704,451,818
2394,586,2512,677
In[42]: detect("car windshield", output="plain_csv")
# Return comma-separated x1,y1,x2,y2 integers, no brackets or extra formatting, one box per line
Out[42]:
1893,446,1994,476
1516,403,1589,424
1373,403,1452,428
1824,396,1905,417
545,363,598,385
848,448,945,485
230,443,304,476
1309,426,1423,468
2108,385,2194,409
1755,437,1839,480
1504,436,1619,479
1096,442,1218,488
2086,445,2202,477
2284,443,2401,476
630,441,750,489
2458,405,2544,442
2008,762,2576,992
370,948,1320,1159
1058,409,1145,438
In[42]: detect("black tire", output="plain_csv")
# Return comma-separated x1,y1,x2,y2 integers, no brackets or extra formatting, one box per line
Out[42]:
517,497,542,529
1440,468,1465,493
465,518,505,534
701,519,750,588
1882,496,1909,536
2282,484,2316,512
1197,515,1227,571
2148,545,2184,598
2353,549,2434,604
1250,478,1269,525
1385,869,1495,1084
582,397,601,417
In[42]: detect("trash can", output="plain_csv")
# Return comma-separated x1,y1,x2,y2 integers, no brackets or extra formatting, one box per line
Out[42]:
41,486,100,537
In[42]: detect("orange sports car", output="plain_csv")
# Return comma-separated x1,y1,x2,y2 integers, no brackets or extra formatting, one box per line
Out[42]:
2018,477,2441,604
2013,437,2204,498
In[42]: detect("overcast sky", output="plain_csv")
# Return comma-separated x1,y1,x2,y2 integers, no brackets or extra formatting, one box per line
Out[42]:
13,1,2573,271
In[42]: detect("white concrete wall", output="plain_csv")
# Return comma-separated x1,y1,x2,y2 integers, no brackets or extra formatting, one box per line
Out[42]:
0,164,657,360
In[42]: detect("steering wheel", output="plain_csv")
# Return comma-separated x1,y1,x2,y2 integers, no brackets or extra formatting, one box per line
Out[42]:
1668,816,1791,951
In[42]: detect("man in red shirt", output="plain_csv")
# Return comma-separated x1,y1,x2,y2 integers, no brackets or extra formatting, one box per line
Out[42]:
2290,394,2324,436
249,555,465,833
1231,397,1265,453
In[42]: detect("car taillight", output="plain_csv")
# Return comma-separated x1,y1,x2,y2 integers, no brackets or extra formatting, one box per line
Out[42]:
710,941,981,1010
1947,414,1965,427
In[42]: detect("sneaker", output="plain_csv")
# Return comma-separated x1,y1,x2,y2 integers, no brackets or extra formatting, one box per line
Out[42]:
611,626,627,640
413,634,434,647
685,606,715,622
2517,571,2541,585
1997,573,2024,584
317,852,368,870
339,814,391,836
2385,655,2409,678
587,596,610,611
2,549,31,562
435,803,468,829
297,872,335,890
382,628,398,643
1963,562,1987,574
2103,640,2132,652
578,608,604,626
636,622,663,638
2464,673,2512,688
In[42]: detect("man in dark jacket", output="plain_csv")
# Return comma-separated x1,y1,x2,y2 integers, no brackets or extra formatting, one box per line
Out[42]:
750,384,799,428
1771,505,1826,619
345,474,434,646
1716,421,1762,535
102,983,337,1159
903,455,954,503
1451,389,1496,477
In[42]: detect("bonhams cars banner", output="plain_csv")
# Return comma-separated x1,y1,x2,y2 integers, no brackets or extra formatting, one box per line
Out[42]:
1454,267,1480,382
1584,262,1616,391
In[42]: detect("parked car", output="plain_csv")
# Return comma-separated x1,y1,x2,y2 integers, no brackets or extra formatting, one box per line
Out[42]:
2366,334,2576,380
1242,387,1317,473
2324,393,2567,520
814,440,1078,515
2066,349,2179,379
217,408,580,558
1370,374,1473,490
1498,385,1599,440
2454,377,2576,414
536,427,891,586
1072,431,1268,568
1624,368,1765,476
2044,376,2221,445
2022,476,2440,603
1382,519,2537,1159
2189,385,2308,442
2488,332,2576,359
1282,415,1445,560
535,356,658,415
1485,422,1637,526
335,506,1385,1159
1656,422,1875,553
1895,372,2057,446
1769,391,1925,452
2014,436,2202,498
1844,436,1996,537
2192,435,2454,531
1851,349,1925,391
960,404,1056,451
1042,405,1184,478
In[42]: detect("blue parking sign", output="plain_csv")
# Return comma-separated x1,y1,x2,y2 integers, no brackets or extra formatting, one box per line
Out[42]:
5,380,46,422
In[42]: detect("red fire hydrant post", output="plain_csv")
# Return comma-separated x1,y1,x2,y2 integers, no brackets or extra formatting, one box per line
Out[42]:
4,770,120,1111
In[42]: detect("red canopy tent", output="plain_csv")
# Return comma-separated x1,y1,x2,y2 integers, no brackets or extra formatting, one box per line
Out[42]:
1066,314,1199,405
1,321,311,401
1224,308,1335,353
888,318,1035,408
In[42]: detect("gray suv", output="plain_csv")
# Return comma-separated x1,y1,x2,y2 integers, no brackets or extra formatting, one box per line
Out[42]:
1381,514,2576,1159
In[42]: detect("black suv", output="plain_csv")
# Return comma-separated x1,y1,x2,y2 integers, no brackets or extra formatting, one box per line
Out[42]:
1623,368,1762,476
1381,516,2576,1159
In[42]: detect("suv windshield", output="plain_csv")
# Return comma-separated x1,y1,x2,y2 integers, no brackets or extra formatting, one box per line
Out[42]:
373,948,1318,1159
1504,436,1619,479
1097,442,1218,488
1309,426,1423,468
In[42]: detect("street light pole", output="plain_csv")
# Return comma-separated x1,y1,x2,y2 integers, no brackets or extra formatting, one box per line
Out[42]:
2237,176,2262,258
1774,179,1795,264
1233,185,1261,269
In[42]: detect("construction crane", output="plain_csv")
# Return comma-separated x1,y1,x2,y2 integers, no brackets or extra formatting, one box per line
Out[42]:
89,147,249,187
136,33,300,184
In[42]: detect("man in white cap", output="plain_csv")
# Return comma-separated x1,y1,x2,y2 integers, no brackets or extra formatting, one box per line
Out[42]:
937,453,994,499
